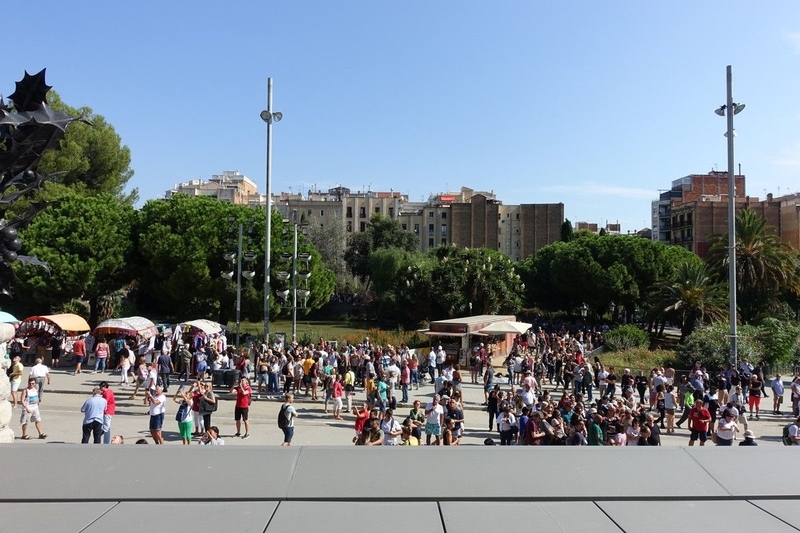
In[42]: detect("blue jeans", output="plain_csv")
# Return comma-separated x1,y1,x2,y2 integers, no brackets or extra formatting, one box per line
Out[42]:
94,357,107,372
507,369,515,385
410,370,419,387
585,383,593,402
269,373,280,394
102,414,112,444
401,383,409,403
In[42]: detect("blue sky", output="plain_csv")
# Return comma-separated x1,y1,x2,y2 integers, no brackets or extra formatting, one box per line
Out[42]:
4,1,800,232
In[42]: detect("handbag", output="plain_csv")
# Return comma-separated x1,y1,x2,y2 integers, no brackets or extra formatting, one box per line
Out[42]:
175,401,189,422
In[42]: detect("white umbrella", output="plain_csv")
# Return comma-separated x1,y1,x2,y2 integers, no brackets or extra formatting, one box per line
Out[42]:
478,320,532,335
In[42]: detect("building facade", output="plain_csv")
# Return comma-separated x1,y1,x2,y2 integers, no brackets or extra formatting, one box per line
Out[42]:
166,170,261,205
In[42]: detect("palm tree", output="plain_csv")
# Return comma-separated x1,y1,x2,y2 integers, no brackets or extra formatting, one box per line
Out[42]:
706,208,800,323
653,261,728,342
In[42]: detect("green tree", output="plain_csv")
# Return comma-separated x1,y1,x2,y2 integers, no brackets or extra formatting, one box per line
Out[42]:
519,233,701,319
344,214,418,284
133,197,334,325
652,262,728,342
428,246,523,319
560,219,574,242
12,193,135,326
678,322,761,372
37,92,136,202
706,208,800,324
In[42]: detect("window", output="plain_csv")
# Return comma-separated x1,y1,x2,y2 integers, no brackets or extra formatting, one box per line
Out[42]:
441,212,447,219
414,224,419,234
388,207,394,217
374,207,380,214
401,223,407,230
428,211,434,218
346,221,352,232
308,209,312,216
441,238,447,245
359,207,366,218
441,224,447,235
516,213,519,220
360,222,366,232
428,237,434,247
346,207,352,218
320,210,324,217
320,223,324,229
428,223,434,233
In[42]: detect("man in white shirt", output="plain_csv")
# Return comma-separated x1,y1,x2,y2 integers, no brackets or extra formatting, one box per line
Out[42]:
424,395,445,445
380,409,402,445
435,346,446,377
145,385,167,444
771,374,785,415
28,357,51,401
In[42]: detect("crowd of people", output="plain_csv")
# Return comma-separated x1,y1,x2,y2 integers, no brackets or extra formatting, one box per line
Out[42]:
6,321,800,447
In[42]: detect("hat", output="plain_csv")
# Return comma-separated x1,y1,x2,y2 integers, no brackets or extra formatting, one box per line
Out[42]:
695,370,703,375
743,429,755,439
437,346,442,350
589,408,598,415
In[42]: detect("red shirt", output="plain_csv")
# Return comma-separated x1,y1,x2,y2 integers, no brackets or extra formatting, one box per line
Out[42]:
102,388,116,416
689,406,711,432
235,384,252,408
73,339,86,357
354,409,370,433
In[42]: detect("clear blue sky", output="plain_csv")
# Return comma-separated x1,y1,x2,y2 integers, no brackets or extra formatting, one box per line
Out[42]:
4,1,800,232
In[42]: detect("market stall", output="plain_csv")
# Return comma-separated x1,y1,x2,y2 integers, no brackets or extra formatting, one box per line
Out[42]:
94,316,158,341
18,314,91,365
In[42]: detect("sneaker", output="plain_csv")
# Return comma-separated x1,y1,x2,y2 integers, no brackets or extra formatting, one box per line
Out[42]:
233,433,241,437
241,434,249,439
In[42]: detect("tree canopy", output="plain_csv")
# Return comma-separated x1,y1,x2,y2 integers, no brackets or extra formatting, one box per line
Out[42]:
344,214,418,284
12,193,135,325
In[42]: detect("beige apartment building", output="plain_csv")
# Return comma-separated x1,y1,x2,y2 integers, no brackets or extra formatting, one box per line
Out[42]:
166,170,263,205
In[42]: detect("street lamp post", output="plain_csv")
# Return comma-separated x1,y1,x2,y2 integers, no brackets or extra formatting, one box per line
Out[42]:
276,217,311,342
260,78,282,345
715,65,745,370
580,302,588,323
221,218,256,349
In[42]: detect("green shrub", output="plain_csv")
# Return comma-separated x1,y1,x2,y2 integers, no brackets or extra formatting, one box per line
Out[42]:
754,317,800,366
677,322,761,372
604,324,649,352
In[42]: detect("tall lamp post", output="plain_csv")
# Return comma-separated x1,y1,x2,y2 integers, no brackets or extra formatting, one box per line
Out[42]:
580,302,588,324
221,217,256,349
260,78,282,345
715,65,745,369
276,216,311,342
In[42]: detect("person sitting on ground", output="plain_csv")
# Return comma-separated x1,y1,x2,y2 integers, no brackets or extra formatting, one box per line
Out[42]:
199,426,224,445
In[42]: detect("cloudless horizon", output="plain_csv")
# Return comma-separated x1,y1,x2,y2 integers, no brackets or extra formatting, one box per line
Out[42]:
4,1,800,232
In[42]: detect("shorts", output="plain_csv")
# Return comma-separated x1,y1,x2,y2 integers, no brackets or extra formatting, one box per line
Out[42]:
282,426,294,443
75,356,85,364
20,407,41,424
690,429,707,442
149,413,165,431
178,420,193,440
235,407,249,421
748,396,760,409
425,422,442,436
666,408,675,416
10,382,20,392
334,397,343,411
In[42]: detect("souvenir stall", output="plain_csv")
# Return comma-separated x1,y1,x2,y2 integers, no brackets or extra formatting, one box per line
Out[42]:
18,314,91,365
94,316,160,363
172,319,231,387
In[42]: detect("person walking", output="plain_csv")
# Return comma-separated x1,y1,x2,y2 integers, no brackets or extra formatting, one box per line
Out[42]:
19,378,46,440
145,384,167,444
156,349,174,394
80,388,107,444
92,338,109,374
72,335,86,375
99,381,116,444
28,357,51,402
278,393,298,446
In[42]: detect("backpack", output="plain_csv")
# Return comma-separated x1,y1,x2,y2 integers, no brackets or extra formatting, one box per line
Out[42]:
5,364,13,378
278,405,290,429
175,401,189,422
9,340,22,356
783,423,794,446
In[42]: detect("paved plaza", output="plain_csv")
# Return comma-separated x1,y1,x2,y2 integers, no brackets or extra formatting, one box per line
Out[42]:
9,364,792,447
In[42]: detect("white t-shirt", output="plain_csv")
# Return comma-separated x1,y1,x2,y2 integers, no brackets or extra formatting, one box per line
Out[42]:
380,417,402,445
29,363,49,379
149,393,167,416
425,403,444,425
789,424,800,445
520,389,536,407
